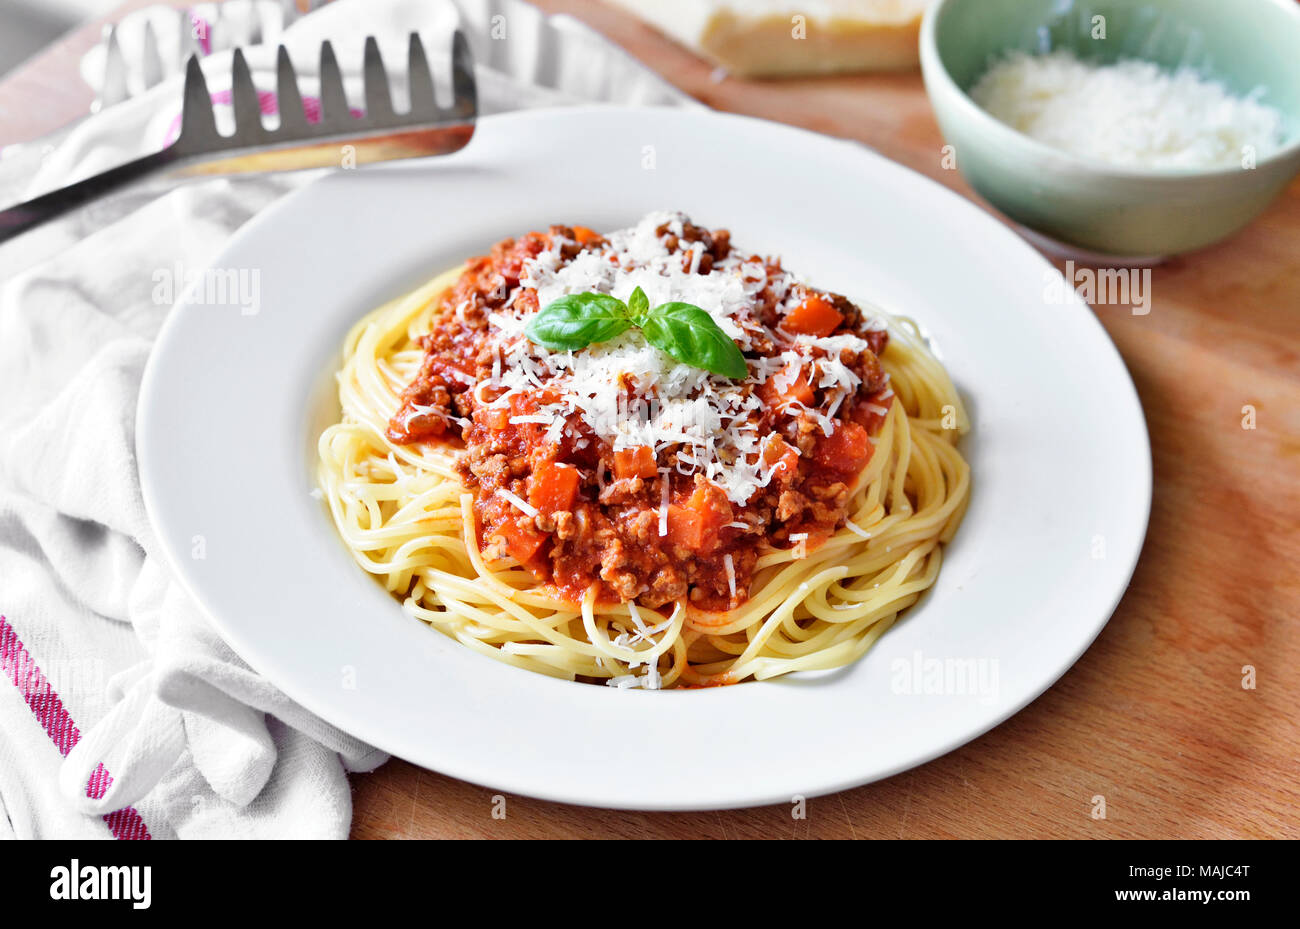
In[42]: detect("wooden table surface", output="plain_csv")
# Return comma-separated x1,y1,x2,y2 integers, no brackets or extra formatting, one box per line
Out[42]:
4,0,1296,839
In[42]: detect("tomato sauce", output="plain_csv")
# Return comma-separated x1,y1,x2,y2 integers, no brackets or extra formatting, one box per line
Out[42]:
388,220,893,611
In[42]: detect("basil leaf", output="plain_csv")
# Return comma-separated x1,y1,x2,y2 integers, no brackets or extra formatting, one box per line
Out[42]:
522,290,749,381
640,302,749,379
525,293,631,350
627,285,649,321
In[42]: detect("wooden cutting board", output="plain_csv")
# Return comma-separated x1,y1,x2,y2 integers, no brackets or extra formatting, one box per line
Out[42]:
3,0,1295,839
347,0,1300,839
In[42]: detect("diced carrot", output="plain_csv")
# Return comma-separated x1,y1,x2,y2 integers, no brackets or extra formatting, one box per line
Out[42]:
762,436,800,483
498,519,546,564
665,505,703,550
572,225,598,244
782,295,843,337
613,446,658,480
758,362,815,409
482,407,510,431
814,421,874,476
528,462,581,514
508,390,560,414
761,436,793,464
787,370,815,407
666,485,732,552
852,392,894,434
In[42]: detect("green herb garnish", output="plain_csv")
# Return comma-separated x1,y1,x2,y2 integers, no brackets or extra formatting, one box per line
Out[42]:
524,286,748,379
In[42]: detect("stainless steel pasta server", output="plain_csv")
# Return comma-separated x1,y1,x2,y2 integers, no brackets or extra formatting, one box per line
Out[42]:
0,31,477,243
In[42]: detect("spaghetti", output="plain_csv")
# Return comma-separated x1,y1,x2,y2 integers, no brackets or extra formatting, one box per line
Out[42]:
317,213,970,688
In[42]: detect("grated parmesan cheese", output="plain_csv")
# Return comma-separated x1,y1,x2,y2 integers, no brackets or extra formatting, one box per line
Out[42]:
496,488,538,518
658,469,670,536
970,50,1286,170
844,519,872,539
478,211,885,506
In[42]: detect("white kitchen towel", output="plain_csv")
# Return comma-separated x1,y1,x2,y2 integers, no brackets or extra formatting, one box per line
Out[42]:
0,0,690,839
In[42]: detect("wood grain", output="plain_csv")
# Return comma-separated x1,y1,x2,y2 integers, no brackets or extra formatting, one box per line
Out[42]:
349,0,1300,839
5,0,1296,839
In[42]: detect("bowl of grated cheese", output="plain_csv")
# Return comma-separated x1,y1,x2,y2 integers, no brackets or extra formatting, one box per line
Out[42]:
920,0,1300,257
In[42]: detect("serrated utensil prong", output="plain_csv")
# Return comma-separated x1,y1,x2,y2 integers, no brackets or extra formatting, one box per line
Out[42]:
450,31,476,121
1,32,476,242
229,49,264,138
317,40,351,129
178,55,220,146
274,45,307,133
406,32,436,118
362,37,395,125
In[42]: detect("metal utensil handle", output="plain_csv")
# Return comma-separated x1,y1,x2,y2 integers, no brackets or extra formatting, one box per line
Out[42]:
0,31,477,246
0,150,170,244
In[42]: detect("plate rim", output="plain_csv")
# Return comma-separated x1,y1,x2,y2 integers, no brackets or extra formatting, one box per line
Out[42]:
137,103,1153,810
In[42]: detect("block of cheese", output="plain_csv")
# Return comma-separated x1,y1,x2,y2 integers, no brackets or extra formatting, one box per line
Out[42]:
605,0,932,77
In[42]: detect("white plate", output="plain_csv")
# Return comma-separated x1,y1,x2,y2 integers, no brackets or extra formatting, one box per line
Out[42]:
137,105,1151,810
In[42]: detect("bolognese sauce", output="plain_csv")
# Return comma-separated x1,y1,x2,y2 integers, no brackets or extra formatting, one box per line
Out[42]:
386,212,894,612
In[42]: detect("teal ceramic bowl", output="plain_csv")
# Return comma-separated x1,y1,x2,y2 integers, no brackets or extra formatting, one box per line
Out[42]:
920,0,1300,257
